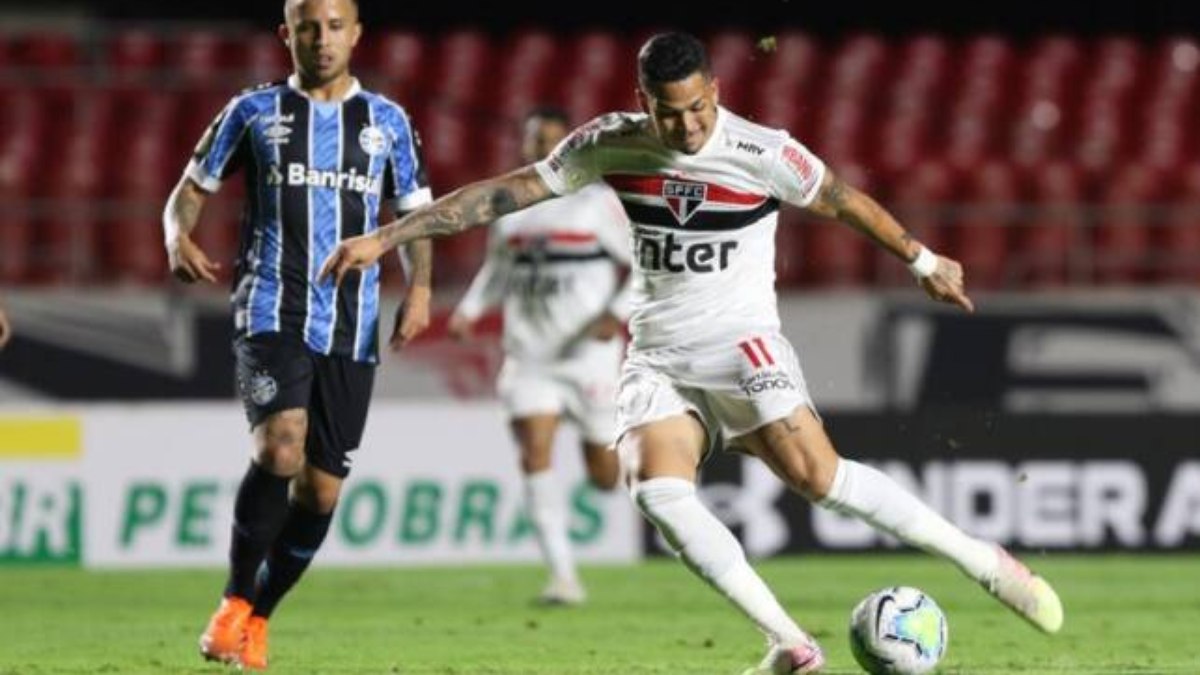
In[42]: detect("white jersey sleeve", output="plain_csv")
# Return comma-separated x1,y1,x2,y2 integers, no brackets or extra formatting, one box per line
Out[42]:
533,113,633,195
763,136,827,209
453,227,511,321
591,187,634,321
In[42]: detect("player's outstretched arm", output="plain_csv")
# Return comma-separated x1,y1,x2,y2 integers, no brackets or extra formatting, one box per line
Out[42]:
321,165,554,286
0,304,11,351
805,170,974,312
163,177,221,284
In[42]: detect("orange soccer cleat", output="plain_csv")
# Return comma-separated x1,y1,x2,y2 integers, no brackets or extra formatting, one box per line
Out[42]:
239,615,270,671
199,596,253,663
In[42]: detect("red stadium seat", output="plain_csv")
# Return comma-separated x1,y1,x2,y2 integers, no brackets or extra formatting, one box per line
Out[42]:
1094,163,1159,284
37,89,116,283
1017,161,1086,286
0,158,33,282
107,29,164,81
1157,163,1200,283
801,161,874,286
368,30,427,96
174,30,228,85
243,33,290,84
879,159,954,286
949,160,1018,288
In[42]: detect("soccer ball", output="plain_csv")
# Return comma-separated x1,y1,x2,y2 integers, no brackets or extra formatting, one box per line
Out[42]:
848,586,948,674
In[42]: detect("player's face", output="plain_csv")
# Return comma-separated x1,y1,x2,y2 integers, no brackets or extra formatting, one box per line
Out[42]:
639,72,720,154
281,0,362,85
520,117,569,164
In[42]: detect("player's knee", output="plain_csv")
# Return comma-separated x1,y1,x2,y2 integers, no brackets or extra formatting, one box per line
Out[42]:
292,474,341,514
780,456,838,502
585,448,620,491
254,412,307,476
254,443,304,476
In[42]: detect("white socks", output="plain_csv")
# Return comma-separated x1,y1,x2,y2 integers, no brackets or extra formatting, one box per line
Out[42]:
819,458,999,581
524,470,578,584
635,477,809,646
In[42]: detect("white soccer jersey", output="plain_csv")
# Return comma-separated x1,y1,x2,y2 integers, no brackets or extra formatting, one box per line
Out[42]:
534,107,826,352
454,182,633,363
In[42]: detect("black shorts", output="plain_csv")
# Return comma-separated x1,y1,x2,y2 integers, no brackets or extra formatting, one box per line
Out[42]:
234,333,376,478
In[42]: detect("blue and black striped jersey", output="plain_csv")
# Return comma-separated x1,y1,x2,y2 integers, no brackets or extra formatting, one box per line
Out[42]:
187,75,431,363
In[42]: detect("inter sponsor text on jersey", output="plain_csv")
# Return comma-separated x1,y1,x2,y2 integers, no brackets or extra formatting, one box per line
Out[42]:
533,107,826,351
187,75,432,362
454,183,632,363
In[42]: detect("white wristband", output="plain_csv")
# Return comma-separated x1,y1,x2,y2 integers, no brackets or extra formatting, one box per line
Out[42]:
908,246,938,278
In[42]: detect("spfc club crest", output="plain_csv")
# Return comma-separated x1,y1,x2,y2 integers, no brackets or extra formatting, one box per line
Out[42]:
662,180,707,224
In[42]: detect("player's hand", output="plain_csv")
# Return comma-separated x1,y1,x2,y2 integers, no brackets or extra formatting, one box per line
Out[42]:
320,235,387,287
167,234,220,284
586,312,624,341
0,307,11,351
918,255,975,313
389,285,431,351
446,312,474,342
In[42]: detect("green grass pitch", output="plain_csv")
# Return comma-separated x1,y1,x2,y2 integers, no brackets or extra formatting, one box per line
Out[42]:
2,555,1197,674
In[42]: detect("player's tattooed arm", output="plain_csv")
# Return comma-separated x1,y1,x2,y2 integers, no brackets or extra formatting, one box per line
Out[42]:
805,170,922,262
163,177,221,283
375,166,555,249
404,239,433,288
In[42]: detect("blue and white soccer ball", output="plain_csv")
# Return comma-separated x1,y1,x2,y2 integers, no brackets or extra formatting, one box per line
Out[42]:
848,586,948,674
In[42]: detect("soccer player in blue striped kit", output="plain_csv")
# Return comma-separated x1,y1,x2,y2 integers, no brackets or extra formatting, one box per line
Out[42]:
161,0,432,668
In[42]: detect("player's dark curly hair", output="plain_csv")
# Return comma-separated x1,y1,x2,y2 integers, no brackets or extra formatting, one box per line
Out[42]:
637,32,711,89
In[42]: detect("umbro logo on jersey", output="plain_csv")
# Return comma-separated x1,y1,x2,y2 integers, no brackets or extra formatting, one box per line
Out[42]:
663,180,707,224
259,113,295,145
265,162,381,194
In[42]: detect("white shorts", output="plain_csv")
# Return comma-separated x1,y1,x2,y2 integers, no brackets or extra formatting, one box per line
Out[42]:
615,330,814,454
497,338,623,445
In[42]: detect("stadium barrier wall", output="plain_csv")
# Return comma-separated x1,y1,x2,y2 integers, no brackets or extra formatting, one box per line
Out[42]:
0,403,642,567
669,413,1200,556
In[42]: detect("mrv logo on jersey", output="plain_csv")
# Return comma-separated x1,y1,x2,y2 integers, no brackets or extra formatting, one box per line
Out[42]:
266,163,381,194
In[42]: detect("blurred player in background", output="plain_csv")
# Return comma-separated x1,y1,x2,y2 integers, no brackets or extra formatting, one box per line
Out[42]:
322,31,1062,675
0,303,10,350
162,0,432,669
447,107,631,605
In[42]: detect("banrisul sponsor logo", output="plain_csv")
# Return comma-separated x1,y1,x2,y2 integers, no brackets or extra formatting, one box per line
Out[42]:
0,477,82,564
336,478,605,548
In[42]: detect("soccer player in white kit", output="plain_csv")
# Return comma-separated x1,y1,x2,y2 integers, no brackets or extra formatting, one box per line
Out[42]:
448,108,632,605
324,32,1064,674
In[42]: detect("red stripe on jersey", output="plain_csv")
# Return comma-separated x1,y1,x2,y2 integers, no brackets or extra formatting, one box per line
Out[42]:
752,337,776,365
738,341,762,368
506,231,598,248
605,173,767,207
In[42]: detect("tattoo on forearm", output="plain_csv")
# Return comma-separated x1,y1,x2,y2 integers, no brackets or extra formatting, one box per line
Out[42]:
381,181,534,249
406,239,433,286
825,175,849,212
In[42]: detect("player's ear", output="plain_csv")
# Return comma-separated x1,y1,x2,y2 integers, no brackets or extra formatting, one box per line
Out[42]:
636,86,651,115
277,24,291,49
351,20,363,48
709,76,720,107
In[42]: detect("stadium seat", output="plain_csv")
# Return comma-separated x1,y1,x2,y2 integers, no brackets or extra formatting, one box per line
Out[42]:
37,89,116,283
1017,161,1085,286
107,29,164,80
1094,163,1159,284
802,161,873,285
949,159,1018,288
878,159,954,286
1157,162,1200,283
368,30,427,96
243,33,290,84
